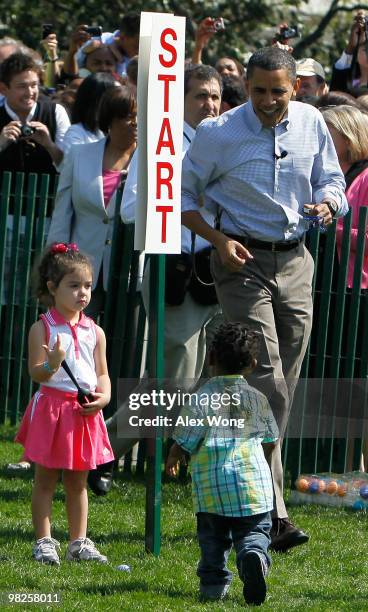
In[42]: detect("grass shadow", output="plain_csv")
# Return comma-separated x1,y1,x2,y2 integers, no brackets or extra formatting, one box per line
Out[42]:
82,581,149,596
81,581,199,602
0,488,65,502
100,531,194,545
0,468,34,481
0,526,70,543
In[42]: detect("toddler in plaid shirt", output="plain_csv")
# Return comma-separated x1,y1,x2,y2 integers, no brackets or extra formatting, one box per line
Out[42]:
166,322,278,605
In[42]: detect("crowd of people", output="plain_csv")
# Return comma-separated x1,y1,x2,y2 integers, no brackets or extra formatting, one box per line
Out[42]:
2,9,368,606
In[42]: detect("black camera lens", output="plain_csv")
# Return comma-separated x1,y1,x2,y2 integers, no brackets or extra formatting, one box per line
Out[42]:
20,124,35,138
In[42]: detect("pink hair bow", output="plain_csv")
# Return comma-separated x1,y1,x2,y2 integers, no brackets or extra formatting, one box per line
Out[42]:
50,242,79,254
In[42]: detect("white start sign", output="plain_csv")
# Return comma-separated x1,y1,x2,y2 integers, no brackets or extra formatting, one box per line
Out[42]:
135,12,185,254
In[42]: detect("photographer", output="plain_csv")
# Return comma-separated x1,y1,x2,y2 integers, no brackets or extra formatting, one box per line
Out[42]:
191,17,245,80
62,14,140,81
63,31,118,80
330,10,368,93
0,52,70,178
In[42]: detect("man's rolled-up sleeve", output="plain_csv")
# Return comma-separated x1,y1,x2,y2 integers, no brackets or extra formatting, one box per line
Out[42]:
181,123,219,213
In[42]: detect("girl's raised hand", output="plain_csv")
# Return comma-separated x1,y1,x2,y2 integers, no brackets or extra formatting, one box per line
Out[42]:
42,333,66,371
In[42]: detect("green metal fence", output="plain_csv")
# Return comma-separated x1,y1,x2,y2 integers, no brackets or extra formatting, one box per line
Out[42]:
283,206,368,481
0,171,144,426
0,171,367,478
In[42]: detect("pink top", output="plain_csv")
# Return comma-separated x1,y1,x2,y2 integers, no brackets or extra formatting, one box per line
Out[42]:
40,308,97,393
336,167,368,289
102,169,122,207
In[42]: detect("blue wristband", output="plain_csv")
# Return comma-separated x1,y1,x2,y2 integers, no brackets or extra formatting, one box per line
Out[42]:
43,361,57,374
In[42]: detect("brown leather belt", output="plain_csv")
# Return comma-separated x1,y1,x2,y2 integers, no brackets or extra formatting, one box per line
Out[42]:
225,234,301,252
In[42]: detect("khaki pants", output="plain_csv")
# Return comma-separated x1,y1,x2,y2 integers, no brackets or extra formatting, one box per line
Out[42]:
211,243,314,518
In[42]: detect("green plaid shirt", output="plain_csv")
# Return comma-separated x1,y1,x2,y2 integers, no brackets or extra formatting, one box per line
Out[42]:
173,375,278,517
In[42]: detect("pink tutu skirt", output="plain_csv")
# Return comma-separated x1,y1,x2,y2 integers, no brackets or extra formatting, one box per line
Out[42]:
15,386,114,471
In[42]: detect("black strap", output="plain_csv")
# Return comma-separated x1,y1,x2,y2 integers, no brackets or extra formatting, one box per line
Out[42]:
61,359,85,395
190,232,215,287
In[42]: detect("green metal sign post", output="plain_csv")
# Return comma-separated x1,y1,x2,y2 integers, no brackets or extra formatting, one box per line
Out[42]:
145,254,165,555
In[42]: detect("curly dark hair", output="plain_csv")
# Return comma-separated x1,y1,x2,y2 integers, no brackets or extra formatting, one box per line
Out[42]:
210,322,259,374
34,244,93,307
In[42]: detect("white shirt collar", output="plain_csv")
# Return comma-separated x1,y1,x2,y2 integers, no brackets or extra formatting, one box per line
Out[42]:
4,99,37,123
183,120,196,141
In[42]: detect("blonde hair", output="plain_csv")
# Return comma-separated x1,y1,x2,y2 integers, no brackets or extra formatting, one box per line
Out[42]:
358,94,368,112
321,104,368,162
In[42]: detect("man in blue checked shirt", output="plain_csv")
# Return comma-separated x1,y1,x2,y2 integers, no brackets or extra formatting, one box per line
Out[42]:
181,46,348,553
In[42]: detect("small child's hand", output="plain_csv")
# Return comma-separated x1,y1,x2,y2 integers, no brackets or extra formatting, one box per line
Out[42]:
42,333,66,371
165,442,187,477
79,391,109,416
165,456,180,477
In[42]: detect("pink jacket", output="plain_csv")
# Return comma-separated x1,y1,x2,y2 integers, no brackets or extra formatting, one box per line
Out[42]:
336,167,368,289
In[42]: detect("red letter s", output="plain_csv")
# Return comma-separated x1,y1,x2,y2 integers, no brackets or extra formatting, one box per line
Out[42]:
159,28,177,68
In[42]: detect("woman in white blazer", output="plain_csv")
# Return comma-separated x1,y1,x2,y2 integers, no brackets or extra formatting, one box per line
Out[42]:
47,86,137,319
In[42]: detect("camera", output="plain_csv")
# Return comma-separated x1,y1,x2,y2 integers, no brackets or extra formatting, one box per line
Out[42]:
20,124,36,138
278,25,299,42
84,26,103,37
213,18,225,32
42,23,55,40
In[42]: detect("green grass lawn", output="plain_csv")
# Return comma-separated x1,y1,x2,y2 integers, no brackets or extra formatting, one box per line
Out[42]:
1,424,368,611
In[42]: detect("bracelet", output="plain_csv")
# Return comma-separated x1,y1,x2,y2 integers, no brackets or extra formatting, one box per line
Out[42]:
43,361,58,374
47,57,59,63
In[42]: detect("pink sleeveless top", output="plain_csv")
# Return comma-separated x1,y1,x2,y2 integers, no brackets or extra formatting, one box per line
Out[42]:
40,308,97,393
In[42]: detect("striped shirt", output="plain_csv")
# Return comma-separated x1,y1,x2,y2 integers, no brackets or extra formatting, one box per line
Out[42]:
181,100,348,242
173,375,278,517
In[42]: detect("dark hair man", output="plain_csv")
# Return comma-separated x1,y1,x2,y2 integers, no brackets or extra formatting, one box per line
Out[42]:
180,47,348,554
0,52,70,176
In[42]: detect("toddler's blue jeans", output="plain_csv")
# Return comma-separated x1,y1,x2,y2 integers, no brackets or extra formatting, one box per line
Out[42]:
196,511,271,588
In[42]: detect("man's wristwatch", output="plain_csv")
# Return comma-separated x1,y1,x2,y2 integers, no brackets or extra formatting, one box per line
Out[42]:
323,200,339,217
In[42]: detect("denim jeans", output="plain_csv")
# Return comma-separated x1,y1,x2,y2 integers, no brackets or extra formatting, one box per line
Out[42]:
196,511,272,586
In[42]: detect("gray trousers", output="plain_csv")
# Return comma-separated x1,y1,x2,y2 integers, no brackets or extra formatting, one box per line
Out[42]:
106,267,222,458
211,243,314,518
